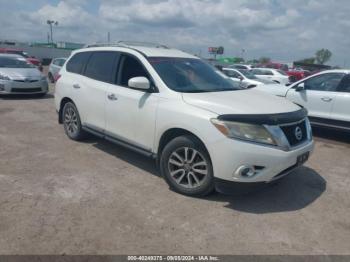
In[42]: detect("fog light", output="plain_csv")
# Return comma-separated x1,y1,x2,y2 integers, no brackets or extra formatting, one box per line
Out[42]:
235,165,258,178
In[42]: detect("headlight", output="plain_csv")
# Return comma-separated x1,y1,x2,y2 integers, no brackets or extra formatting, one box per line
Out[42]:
0,74,10,80
41,75,47,81
211,119,277,145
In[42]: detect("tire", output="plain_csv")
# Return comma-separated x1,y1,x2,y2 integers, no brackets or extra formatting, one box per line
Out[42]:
160,135,215,197
62,102,86,141
48,72,55,83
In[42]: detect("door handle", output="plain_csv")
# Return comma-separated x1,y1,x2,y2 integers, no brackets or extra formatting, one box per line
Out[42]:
73,84,80,89
321,97,332,102
107,93,118,101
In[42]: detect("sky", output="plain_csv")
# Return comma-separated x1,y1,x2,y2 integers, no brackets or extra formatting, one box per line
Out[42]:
0,0,349,66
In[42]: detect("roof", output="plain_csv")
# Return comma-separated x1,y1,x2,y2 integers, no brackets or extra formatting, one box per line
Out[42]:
78,42,197,59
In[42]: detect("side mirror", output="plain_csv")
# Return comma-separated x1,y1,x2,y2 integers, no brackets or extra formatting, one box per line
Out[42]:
238,76,244,81
128,76,150,90
295,83,305,92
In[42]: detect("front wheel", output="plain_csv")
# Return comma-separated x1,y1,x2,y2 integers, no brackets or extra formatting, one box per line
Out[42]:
62,102,86,141
160,135,215,196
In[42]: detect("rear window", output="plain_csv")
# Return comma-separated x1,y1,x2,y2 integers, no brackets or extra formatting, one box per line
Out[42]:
66,52,91,74
84,52,119,83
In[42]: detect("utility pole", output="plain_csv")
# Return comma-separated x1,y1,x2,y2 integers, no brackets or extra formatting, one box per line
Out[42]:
47,20,58,45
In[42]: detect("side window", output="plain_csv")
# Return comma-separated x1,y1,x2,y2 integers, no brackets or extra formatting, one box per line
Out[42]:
303,73,345,92
338,75,350,92
84,51,119,83
223,70,239,78
251,69,261,75
66,52,91,74
264,70,273,76
118,55,149,87
58,59,66,67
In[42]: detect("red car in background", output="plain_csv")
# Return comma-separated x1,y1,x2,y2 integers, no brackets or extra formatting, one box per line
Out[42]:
0,48,41,67
260,62,310,83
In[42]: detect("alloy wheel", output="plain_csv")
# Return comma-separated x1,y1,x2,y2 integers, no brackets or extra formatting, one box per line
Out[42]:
168,147,208,189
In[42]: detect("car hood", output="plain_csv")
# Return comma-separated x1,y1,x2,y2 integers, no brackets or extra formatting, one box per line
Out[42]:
0,68,43,79
182,89,300,115
254,83,290,97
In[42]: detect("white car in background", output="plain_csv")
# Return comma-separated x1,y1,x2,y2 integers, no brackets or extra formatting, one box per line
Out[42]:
251,68,291,85
229,64,253,70
255,70,350,131
222,68,275,88
48,57,67,83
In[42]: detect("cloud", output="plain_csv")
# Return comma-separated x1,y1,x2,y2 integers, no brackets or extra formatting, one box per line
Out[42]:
0,0,349,65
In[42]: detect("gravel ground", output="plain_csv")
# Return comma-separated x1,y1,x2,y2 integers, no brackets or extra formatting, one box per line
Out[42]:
0,85,349,255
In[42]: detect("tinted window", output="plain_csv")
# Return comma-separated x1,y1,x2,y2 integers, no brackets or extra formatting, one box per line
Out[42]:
119,55,149,86
58,59,66,67
303,73,345,91
239,69,258,79
338,75,350,92
84,52,119,83
223,69,241,79
148,57,241,93
66,52,91,74
52,59,60,66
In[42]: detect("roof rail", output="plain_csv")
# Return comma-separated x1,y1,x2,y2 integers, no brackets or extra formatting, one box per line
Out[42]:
84,41,169,49
117,41,169,49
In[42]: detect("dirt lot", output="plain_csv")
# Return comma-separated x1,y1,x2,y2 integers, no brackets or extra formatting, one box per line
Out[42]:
0,86,349,255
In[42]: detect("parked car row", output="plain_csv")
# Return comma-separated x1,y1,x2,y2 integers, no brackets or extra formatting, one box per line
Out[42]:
2,43,348,197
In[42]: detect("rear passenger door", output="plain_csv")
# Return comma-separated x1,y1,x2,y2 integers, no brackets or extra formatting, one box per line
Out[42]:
79,51,120,131
331,74,350,124
105,53,159,152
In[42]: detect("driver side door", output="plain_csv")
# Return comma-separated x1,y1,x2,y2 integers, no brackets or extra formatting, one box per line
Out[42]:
286,72,345,119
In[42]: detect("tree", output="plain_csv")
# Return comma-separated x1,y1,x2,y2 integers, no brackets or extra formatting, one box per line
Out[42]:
315,49,332,65
296,57,316,64
259,57,271,64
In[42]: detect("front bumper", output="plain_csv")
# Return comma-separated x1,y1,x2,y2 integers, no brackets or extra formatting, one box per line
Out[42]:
0,79,48,94
207,137,314,184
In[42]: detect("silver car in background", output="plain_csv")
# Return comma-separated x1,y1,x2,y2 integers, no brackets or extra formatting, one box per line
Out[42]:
48,57,67,83
0,54,48,95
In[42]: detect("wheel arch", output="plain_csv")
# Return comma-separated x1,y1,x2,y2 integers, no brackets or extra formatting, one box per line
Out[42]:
58,97,75,124
157,128,210,158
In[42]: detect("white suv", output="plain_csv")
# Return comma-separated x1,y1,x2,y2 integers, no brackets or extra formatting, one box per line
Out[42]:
54,42,314,196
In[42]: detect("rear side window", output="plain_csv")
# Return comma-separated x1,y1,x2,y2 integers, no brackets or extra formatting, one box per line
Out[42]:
58,59,66,67
66,52,91,74
338,75,350,92
84,52,119,83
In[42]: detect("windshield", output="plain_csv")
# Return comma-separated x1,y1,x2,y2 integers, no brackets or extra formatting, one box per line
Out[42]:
0,57,35,68
238,69,258,79
148,57,241,93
